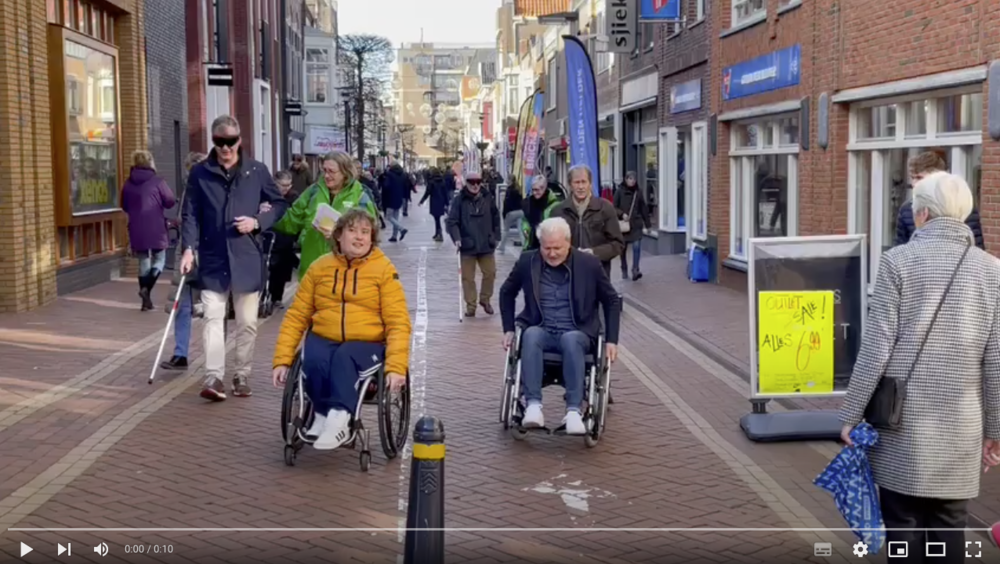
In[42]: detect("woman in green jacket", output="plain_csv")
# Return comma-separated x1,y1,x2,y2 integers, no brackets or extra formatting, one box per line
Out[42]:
520,174,563,251
273,150,377,280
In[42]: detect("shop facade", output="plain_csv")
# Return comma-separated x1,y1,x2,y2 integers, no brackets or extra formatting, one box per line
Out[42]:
0,0,148,311
708,0,999,291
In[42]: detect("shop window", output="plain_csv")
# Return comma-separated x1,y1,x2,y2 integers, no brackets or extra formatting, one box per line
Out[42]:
728,114,800,261
691,122,709,241
305,48,330,103
847,86,983,284
732,0,765,27
855,104,897,140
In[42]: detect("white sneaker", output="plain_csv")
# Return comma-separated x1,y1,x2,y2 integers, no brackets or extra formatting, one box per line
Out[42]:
563,410,586,435
314,409,351,450
305,413,326,438
522,403,544,428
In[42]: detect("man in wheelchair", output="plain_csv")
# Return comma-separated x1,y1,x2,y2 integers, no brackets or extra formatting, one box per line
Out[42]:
271,208,411,450
499,217,620,435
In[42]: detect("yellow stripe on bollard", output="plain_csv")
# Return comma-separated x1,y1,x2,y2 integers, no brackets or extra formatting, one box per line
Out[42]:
412,443,445,460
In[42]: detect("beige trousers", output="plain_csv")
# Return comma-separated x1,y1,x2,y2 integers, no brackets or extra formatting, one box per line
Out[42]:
201,289,260,383
460,254,497,310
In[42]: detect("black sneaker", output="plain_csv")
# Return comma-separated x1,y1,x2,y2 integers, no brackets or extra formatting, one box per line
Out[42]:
160,356,188,370
388,237,398,243
199,378,226,401
399,229,408,241
632,272,643,281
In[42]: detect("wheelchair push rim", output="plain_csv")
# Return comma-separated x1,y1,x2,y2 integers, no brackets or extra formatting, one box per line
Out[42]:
281,355,314,449
377,369,411,459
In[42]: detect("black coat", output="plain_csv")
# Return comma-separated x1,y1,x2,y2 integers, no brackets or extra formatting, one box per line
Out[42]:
446,188,501,256
181,150,288,294
499,249,621,344
895,200,985,249
419,175,449,217
502,186,523,217
612,185,651,244
381,166,410,210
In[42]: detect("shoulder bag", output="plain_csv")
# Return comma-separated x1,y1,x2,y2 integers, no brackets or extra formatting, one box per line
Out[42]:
619,192,637,234
864,243,972,430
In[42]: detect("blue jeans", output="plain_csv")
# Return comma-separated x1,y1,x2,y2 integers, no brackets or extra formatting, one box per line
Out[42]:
302,332,385,416
620,242,642,273
173,285,193,358
137,249,167,276
520,326,590,410
386,208,404,239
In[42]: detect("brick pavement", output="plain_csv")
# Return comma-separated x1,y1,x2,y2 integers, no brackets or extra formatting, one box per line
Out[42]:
0,203,992,563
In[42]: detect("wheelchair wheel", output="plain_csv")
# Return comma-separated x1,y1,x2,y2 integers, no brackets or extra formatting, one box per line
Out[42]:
584,361,611,449
377,370,410,459
499,346,516,426
281,355,313,446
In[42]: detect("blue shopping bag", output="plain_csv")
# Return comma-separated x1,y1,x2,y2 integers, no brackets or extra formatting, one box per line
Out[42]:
814,422,886,554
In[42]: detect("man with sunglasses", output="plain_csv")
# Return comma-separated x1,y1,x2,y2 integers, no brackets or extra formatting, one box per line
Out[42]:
180,115,289,402
447,172,502,317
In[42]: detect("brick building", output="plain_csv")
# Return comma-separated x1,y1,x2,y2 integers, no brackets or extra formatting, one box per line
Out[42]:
145,0,189,208
709,0,999,291
0,0,148,312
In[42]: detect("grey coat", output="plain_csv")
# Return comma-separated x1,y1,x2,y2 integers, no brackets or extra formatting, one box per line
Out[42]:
840,218,1000,500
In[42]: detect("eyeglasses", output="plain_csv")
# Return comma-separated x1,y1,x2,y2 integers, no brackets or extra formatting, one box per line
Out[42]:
467,180,482,185
212,136,240,148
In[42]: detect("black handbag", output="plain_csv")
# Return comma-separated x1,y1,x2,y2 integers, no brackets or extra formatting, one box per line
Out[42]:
864,243,972,430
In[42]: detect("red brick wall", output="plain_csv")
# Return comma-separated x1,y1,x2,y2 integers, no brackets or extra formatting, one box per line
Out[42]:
186,0,207,154
232,0,255,157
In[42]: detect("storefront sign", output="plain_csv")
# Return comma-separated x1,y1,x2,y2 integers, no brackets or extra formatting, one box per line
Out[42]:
670,79,702,114
722,45,801,102
305,126,345,155
639,0,680,20
207,65,234,87
606,0,637,54
563,36,601,196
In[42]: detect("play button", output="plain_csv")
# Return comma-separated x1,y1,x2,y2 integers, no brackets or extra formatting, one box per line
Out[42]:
20,542,32,557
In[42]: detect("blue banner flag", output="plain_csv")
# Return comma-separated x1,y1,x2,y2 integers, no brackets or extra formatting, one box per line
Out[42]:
562,35,600,197
722,45,801,101
639,0,681,20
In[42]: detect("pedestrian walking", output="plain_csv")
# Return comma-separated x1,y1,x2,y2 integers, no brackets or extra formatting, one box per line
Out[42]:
613,171,651,281
179,115,289,401
273,150,378,280
520,174,563,251
122,150,177,311
289,154,313,200
894,149,985,249
160,151,207,371
381,161,411,242
447,172,501,317
551,164,624,278
266,170,301,307
839,171,1000,564
497,179,524,254
418,166,449,242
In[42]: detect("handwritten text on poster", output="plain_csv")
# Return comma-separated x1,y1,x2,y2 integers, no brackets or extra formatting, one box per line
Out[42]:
758,290,835,395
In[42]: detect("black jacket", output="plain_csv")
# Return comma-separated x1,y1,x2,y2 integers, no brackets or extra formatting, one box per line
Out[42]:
499,250,621,344
895,200,985,249
181,150,288,294
613,185,651,244
381,166,410,210
446,188,501,256
502,186,523,217
419,174,449,217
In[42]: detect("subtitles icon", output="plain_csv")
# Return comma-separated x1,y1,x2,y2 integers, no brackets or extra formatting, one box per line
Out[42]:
813,542,832,557
93,542,109,557
887,541,908,558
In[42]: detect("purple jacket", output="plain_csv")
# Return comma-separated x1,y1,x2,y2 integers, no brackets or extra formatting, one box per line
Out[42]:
121,166,176,252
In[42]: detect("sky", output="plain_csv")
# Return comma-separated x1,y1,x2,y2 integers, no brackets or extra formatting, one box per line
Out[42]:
337,0,497,50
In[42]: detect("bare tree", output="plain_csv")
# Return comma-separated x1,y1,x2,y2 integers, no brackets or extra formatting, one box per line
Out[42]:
338,34,393,162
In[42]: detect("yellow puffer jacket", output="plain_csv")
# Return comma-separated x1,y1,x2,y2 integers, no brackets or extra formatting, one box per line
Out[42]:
273,248,411,375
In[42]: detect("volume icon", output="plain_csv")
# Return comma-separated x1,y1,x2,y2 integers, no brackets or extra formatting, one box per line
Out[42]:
57,543,71,556
93,542,108,557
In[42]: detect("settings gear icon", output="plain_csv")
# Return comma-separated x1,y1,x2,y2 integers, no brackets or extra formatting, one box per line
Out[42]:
852,541,869,558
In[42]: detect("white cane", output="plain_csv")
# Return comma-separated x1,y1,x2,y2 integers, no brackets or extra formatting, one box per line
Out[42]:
457,250,464,323
149,274,187,385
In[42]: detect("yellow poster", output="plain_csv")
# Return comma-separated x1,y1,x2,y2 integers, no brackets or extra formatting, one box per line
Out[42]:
757,290,835,395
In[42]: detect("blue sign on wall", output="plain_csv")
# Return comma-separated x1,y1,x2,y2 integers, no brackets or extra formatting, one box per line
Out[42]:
670,79,702,114
639,0,681,20
722,45,801,101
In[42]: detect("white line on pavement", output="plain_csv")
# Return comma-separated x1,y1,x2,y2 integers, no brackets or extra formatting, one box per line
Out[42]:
397,246,428,546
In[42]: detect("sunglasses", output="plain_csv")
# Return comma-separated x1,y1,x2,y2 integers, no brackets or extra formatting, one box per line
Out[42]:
212,136,240,148
467,180,482,185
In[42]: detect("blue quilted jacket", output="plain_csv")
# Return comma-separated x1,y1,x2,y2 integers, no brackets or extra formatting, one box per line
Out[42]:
895,200,984,249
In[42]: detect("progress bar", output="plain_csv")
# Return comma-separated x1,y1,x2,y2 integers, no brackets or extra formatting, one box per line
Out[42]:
5,528,993,533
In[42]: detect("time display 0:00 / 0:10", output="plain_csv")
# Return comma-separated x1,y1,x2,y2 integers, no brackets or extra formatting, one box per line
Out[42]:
123,544,174,554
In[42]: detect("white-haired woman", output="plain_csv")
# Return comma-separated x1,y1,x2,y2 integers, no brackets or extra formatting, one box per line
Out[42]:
839,171,1000,558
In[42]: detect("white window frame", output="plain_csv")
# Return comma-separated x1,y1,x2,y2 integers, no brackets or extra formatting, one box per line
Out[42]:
659,126,682,233
691,121,709,242
696,0,706,21
254,80,273,170
305,47,331,104
846,85,984,286
728,113,801,262
546,56,557,111
732,0,765,28
595,11,614,74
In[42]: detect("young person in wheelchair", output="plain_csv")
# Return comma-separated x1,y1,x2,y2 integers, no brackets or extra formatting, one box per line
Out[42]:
499,217,621,435
271,208,411,450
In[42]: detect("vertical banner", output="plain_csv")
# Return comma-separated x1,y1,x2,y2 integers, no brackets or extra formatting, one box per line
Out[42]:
482,101,493,139
562,36,601,196
522,90,544,181
512,93,535,193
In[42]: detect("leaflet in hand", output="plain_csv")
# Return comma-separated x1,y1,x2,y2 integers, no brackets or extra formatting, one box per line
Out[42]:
313,203,340,231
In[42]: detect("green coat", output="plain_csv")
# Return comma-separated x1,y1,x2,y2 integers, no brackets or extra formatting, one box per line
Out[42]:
273,178,377,281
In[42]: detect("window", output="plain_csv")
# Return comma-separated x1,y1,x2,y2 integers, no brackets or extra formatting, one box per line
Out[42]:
732,0,765,26
691,122,709,240
595,11,615,73
728,114,800,260
847,87,984,284
642,22,654,50
67,76,82,115
546,57,556,111
506,75,519,115
305,48,330,103
697,0,706,20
